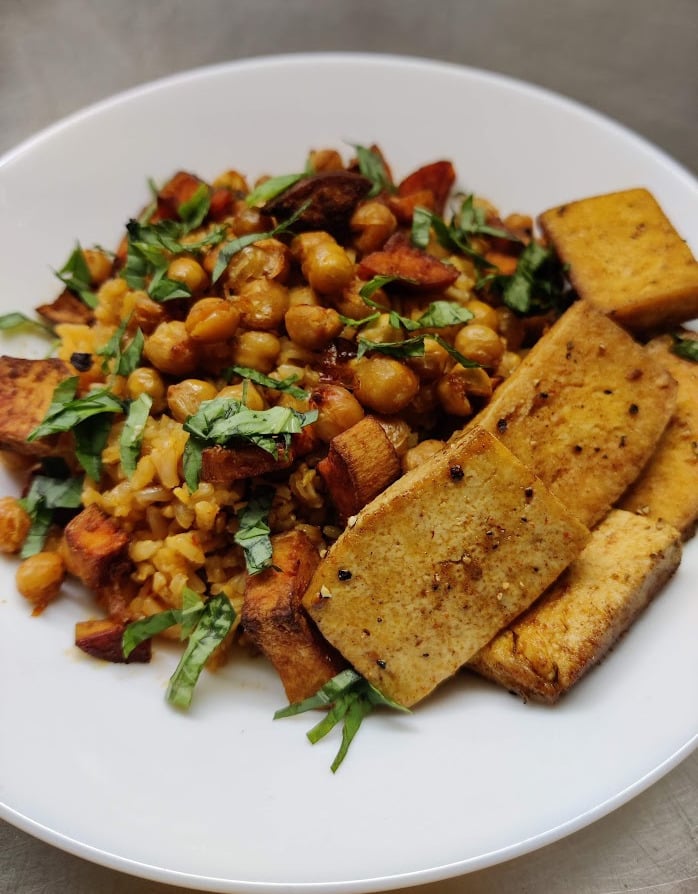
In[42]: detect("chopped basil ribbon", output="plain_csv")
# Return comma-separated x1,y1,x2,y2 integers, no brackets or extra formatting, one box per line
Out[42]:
411,204,493,268
0,312,54,337
671,333,698,362
96,318,144,376
182,398,318,491
178,182,211,230
245,173,304,207
211,200,310,283
478,241,568,315
275,668,409,772
123,590,236,709
358,277,473,331
224,365,308,400
53,243,98,308
234,486,275,575
119,393,152,477
18,471,83,558
351,144,395,198
357,332,479,367
27,377,124,480
452,193,518,241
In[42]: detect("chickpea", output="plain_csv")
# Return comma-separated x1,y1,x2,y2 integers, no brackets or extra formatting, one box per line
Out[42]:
217,382,266,411
228,204,269,236
166,257,208,295
16,551,65,611
167,379,218,422
293,232,355,294
350,201,397,254
285,305,344,351
127,367,167,414
353,356,420,415
309,384,365,442
453,323,505,368
0,496,31,554
334,276,383,320
358,313,403,346
496,350,523,379
223,238,290,290
144,321,200,377
436,366,475,417
126,291,166,334
212,169,249,192
287,285,320,307
495,306,525,351
185,297,241,343
82,248,113,285
230,330,281,373
464,298,499,331
374,416,413,456
407,337,450,381
402,439,445,473
307,149,344,172
237,279,289,331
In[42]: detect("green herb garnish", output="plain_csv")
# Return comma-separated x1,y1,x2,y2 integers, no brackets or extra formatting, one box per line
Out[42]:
18,471,83,558
351,144,395,198
122,587,206,657
478,241,568,315
224,365,308,400
54,243,98,308
0,312,54,338
178,182,211,230
119,393,152,477
275,668,409,772
671,333,698,362
96,318,144,376
234,486,275,575
411,204,492,268
245,173,304,207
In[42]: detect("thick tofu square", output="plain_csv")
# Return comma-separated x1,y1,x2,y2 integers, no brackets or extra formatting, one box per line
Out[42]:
0,356,71,456
539,188,698,331
469,510,682,702
470,300,677,527
303,427,589,708
619,332,698,538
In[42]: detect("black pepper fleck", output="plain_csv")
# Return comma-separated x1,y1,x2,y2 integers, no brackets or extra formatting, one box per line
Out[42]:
573,444,583,453
337,568,352,581
70,352,93,372
524,487,534,501
497,418,508,433
449,464,464,481
376,659,387,669
629,403,639,415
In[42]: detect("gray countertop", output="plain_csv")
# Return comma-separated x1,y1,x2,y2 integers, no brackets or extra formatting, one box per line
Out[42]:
1,2,697,892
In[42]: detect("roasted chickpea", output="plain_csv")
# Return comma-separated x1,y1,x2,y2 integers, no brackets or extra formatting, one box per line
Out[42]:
237,279,289,330
82,248,113,285
185,297,241,343
126,291,167,334
144,321,199,376
223,238,290,290
453,323,505,368
353,356,420,415
358,313,403,346
167,379,218,422
309,384,365,442
287,285,320,307
407,337,450,381
333,276,382,320
212,169,248,192
284,305,344,351
293,232,355,294
495,306,525,351
350,201,397,254
230,331,281,374
127,367,167,414
496,350,523,379
464,298,499,331
436,366,475,417
374,416,413,456
307,148,344,172
402,439,445,473
166,257,208,295
16,551,65,611
217,382,266,410
0,496,31,554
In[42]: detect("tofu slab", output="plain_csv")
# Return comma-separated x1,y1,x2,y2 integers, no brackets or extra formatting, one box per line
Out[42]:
303,427,589,707
469,300,677,528
469,510,682,703
619,333,698,538
0,356,71,456
539,188,698,331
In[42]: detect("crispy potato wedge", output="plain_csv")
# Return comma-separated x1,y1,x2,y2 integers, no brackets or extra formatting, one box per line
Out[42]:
468,300,677,527
304,427,589,707
469,510,682,702
0,356,71,456
619,332,698,538
539,188,698,331
64,505,131,589
242,530,345,702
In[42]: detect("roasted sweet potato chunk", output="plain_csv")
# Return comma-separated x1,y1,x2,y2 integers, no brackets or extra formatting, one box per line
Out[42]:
242,530,345,702
200,443,294,485
266,171,372,234
75,618,151,663
64,505,131,589
0,356,72,456
36,290,94,325
152,171,206,222
358,234,458,291
397,160,455,214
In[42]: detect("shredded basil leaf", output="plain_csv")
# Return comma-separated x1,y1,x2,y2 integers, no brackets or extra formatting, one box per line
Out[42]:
415,301,474,329
178,182,211,230
234,486,275,575
18,472,83,558
245,173,304,207
119,393,152,477
224,365,308,400
351,144,394,198
122,586,205,657
358,274,398,303
454,194,518,241
53,243,98,308
357,332,479,368
97,320,144,376
671,333,698,362
27,378,124,442
275,668,408,772
411,205,492,268
74,413,113,481
166,594,237,709
0,312,54,337
479,241,568,315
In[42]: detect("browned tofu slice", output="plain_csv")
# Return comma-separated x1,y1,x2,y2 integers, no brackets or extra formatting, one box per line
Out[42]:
242,529,346,702
469,510,682,703
0,356,71,456
469,300,677,528
619,332,698,538
63,504,131,589
303,427,589,708
539,188,698,331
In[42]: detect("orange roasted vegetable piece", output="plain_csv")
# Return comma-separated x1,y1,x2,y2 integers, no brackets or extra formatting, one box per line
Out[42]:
358,233,458,291
266,171,372,234
36,290,95,326
0,356,72,456
317,415,401,523
397,160,456,214
64,505,131,589
75,619,151,663
152,171,206,222
200,443,295,485
242,530,346,702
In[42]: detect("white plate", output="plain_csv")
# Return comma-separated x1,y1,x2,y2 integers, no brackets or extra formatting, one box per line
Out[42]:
0,53,696,893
